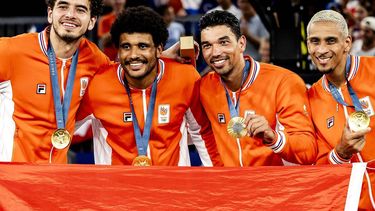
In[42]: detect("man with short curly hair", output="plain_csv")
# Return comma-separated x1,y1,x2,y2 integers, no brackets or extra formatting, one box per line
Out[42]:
76,6,222,166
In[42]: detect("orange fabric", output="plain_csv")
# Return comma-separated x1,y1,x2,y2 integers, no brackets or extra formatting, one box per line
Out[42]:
200,56,317,166
308,55,375,210
97,12,118,61
0,163,357,210
0,29,110,163
77,58,222,166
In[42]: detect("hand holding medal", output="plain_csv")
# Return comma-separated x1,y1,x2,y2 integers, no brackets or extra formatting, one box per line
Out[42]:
348,111,370,132
227,117,247,138
242,114,276,144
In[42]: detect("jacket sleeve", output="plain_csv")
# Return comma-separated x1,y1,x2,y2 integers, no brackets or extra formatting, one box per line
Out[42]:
267,72,318,164
0,38,13,81
186,78,223,167
315,131,350,165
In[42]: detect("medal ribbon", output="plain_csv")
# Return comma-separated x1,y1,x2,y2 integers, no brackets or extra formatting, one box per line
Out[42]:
123,75,158,156
328,56,363,111
222,60,250,118
47,44,78,129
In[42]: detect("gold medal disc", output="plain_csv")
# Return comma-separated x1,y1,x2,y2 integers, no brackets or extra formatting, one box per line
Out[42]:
227,117,247,138
348,111,370,132
132,155,152,166
51,128,71,149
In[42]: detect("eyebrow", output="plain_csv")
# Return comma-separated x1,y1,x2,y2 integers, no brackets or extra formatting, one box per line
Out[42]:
56,0,89,12
201,35,230,45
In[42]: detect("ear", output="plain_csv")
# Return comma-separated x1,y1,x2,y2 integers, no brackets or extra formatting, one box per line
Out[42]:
344,35,352,52
156,44,163,58
47,7,53,24
87,16,97,31
238,35,247,53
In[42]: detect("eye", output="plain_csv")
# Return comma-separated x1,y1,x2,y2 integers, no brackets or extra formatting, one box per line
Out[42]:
202,44,211,49
327,38,336,45
220,40,229,45
120,43,130,50
308,38,319,45
58,5,68,10
76,8,86,14
139,44,148,49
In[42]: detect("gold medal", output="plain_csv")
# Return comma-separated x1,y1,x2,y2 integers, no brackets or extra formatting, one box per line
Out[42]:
132,155,152,166
348,111,370,132
227,117,247,138
51,128,71,149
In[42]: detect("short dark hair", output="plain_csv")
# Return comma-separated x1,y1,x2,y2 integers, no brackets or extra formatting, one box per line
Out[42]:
155,4,170,16
199,10,241,40
46,0,103,18
110,6,168,48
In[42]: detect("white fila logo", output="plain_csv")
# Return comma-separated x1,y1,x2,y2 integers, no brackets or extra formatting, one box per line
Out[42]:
217,113,226,124
80,77,89,97
327,116,334,129
123,112,133,122
36,84,46,94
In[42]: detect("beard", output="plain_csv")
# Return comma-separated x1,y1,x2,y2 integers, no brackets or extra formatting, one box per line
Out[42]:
317,67,334,75
52,24,86,44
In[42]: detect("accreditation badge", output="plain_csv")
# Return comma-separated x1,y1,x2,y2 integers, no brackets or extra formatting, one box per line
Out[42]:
51,128,71,149
132,155,152,166
227,117,247,138
348,111,370,132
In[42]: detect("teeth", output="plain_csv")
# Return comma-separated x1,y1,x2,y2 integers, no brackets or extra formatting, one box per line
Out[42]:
213,59,225,64
318,57,330,62
63,23,76,27
130,63,142,66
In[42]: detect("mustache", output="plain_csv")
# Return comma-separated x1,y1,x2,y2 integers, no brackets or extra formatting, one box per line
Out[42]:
124,58,147,65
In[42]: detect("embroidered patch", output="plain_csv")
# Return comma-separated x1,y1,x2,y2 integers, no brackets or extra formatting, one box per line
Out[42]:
327,116,334,129
36,84,46,94
217,113,226,124
158,104,170,124
80,77,89,97
123,112,132,122
244,110,255,119
359,96,374,117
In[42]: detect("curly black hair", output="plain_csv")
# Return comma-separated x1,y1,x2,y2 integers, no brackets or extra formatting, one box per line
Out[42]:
110,6,168,48
199,10,241,40
46,0,103,18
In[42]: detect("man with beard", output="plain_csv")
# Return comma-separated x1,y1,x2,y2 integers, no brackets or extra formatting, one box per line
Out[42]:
307,10,374,210
0,0,110,163
75,6,222,166
198,11,317,167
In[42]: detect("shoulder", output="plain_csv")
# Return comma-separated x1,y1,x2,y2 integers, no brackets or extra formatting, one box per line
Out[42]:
161,58,200,78
307,77,324,98
80,38,110,64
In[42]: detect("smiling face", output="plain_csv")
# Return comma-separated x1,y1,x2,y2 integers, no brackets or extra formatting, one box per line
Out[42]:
118,33,162,81
201,25,246,77
48,0,96,43
307,21,351,75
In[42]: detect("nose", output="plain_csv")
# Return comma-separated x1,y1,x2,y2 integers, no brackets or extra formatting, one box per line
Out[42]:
129,47,140,59
65,7,76,18
212,44,222,57
315,43,329,54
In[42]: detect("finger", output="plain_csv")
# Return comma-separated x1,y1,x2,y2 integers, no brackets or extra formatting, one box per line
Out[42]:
350,127,371,139
193,41,200,60
353,138,366,152
247,117,267,136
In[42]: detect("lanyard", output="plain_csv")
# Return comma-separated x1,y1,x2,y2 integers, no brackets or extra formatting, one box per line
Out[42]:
47,44,78,129
222,60,250,118
328,56,363,111
123,74,158,156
